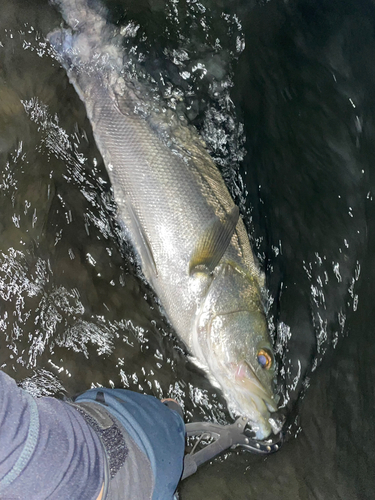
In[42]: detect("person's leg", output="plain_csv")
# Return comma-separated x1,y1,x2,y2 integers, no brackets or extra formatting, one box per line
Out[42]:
75,388,185,500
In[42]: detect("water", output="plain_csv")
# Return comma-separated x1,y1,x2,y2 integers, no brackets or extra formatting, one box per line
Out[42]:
0,0,374,498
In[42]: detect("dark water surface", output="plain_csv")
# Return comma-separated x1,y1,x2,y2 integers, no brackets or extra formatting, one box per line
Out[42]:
0,0,374,498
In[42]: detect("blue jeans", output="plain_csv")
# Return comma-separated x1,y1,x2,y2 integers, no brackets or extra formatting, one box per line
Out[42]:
75,388,185,500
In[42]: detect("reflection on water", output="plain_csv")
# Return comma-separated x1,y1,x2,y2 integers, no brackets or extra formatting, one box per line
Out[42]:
0,0,374,498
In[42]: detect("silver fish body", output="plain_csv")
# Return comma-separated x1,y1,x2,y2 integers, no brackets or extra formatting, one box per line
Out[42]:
48,0,278,438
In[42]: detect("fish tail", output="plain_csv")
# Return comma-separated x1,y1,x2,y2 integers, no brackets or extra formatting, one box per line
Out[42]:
47,0,125,73
49,0,108,32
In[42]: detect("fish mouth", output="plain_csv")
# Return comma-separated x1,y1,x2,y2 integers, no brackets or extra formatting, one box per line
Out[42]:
229,361,278,439
236,361,278,412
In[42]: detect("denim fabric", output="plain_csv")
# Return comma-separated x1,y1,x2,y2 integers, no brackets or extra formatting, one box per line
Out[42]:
75,388,185,500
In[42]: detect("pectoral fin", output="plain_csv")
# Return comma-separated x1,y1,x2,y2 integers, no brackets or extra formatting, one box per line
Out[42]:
189,205,239,275
127,201,158,278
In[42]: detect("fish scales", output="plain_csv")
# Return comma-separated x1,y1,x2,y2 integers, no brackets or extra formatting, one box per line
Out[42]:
89,78,255,335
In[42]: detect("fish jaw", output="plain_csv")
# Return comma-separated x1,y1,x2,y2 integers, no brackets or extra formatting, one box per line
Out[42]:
231,360,278,438
204,357,278,440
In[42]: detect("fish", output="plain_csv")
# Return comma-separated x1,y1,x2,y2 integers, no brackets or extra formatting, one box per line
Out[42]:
47,0,279,439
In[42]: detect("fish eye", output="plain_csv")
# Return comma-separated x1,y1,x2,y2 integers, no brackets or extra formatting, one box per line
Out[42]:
257,348,273,370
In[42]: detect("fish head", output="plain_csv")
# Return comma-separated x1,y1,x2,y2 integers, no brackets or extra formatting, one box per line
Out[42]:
195,263,278,439
208,309,278,439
